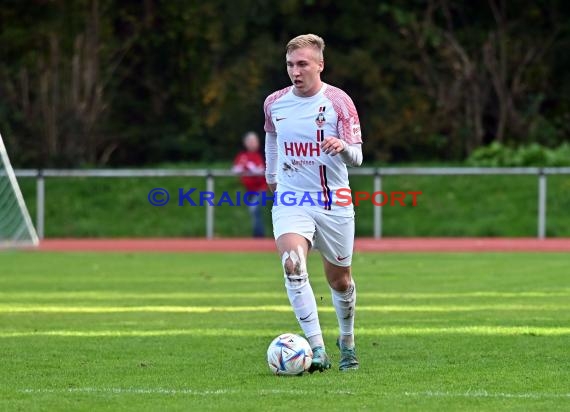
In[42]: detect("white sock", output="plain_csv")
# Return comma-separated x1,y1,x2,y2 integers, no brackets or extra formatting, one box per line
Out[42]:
331,280,356,348
285,273,324,349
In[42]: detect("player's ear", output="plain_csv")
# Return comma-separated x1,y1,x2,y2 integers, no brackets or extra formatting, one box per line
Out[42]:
318,60,324,73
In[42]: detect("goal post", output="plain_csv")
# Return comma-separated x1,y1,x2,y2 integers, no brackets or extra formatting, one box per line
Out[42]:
0,133,39,248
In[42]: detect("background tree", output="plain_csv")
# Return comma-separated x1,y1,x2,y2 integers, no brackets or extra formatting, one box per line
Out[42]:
0,0,568,167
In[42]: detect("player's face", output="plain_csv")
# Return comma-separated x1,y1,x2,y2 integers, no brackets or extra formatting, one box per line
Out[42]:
286,47,324,97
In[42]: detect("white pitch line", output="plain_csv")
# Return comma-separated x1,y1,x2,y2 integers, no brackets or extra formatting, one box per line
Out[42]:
403,390,570,399
18,388,570,399
19,387,353,396
20,387,237,396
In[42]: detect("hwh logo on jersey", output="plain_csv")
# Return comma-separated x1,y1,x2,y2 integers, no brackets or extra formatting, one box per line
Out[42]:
284,142,320,157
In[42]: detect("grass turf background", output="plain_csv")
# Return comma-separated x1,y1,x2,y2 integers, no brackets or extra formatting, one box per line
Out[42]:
0,251,568,411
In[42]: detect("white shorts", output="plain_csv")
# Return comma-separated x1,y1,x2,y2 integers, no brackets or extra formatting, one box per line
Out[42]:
272,204,355,267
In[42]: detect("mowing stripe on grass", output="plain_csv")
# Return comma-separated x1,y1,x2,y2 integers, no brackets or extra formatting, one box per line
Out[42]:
0,303,567,313
1,291,569,300
18,388,570,399
2,326,569,338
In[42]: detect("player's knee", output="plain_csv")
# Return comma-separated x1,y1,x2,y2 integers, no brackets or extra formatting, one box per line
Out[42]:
329,275,351,292
283,258,298,276
281,247,307,275
282,247,308,286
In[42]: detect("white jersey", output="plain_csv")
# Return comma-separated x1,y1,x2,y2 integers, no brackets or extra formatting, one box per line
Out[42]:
264,83,362,215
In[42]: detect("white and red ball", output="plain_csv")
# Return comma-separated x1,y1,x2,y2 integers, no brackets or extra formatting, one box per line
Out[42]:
267,333,313,375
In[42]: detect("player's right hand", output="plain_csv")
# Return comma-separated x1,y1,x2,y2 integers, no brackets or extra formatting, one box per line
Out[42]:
268,183,277,193
321,136,346,156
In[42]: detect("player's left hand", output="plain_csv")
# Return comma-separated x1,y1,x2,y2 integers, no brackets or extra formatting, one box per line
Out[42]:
321,136,346,156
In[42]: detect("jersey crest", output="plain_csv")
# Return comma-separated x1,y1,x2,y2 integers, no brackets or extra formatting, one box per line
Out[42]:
315,106,326,128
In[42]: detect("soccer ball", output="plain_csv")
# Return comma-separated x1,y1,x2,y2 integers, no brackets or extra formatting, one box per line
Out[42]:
267,333,313,375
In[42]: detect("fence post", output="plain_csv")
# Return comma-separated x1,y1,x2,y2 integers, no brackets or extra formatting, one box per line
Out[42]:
206,172,214,239
538,170,547,239
373,170,382,239
36,169,45,239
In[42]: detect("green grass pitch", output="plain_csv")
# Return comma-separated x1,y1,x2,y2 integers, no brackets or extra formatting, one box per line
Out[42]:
0,251,569,411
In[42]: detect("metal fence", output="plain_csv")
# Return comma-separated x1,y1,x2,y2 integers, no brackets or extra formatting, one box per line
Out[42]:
14,167,570,239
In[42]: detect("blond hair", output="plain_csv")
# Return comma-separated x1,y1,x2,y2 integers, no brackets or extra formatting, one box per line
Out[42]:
286,34,325,60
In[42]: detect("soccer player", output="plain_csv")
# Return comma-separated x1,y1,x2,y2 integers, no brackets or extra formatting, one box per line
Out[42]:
232,131,267,238
264,34,363,372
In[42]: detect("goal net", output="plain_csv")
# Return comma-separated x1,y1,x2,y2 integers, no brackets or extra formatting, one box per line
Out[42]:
0,133,39,248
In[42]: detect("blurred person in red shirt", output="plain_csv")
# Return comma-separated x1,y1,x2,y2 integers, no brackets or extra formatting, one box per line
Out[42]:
232,131,267,237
